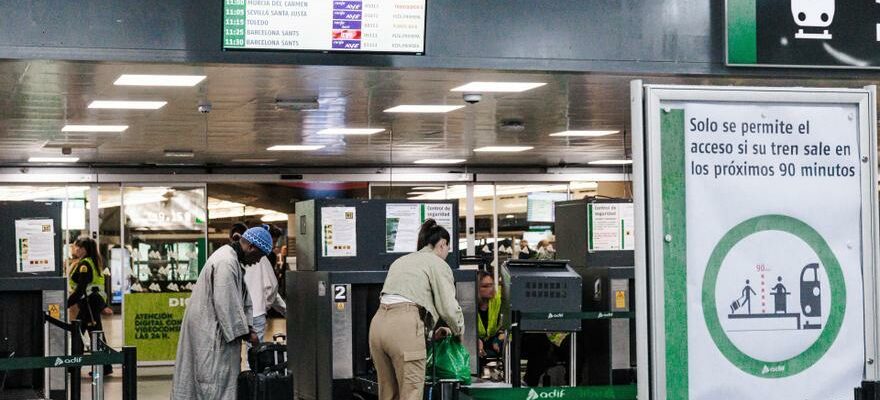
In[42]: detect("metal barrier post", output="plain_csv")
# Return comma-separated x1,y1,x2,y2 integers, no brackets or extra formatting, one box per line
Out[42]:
91,331,104,400
510,311,521,388
569,332,577,387
122,347,137,400
71,320,83,400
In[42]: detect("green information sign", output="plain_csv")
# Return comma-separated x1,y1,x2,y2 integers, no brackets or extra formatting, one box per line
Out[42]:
124,292,191,362
464,385,636,400
727,0,880,69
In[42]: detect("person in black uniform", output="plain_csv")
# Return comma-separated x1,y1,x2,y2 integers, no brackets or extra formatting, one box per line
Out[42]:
67,236,113,374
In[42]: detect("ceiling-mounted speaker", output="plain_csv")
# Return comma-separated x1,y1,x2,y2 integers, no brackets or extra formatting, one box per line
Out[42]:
275,97,320,111
499,119,526,132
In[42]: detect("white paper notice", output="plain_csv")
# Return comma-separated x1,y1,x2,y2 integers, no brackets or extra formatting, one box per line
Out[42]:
588,203,634,252
386,203,454,253
321,207,357,257
15,219,55,273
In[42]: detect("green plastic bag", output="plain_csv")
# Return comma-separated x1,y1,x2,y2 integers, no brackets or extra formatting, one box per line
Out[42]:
426,336,472,385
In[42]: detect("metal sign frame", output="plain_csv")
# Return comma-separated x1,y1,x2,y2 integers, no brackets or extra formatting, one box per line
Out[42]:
632,82,879,399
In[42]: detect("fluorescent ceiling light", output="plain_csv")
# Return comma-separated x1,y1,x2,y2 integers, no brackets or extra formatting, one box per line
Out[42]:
317,128,385,135
549,130,618,137
88,100,167,110
384,105,465,113
450,82,546,93
164,150,195,158
28,157,80,163
588,159,633,165
413,159,466,164
114,74,206,87
407,192,433,196
412,186,444,190
61,125,129,133
261,213,289,222
474,146,533,153
231,159,278,163
267,145,326,151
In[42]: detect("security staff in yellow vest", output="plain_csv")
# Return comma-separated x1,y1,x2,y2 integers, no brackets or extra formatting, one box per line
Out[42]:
477,271,504,361
67,236,114,374
369,219,465,400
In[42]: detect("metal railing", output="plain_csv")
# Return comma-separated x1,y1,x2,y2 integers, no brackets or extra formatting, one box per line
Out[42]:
0,313,137,400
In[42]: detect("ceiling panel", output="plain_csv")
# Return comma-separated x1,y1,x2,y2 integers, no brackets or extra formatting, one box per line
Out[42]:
0,60,873,167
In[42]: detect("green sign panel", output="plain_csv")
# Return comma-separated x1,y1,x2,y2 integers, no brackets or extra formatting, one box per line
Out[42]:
124,292,191,362
464,385,636,400
727,0,880,68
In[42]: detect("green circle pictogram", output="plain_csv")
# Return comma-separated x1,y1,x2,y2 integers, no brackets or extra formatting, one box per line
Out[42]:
702,214,846,378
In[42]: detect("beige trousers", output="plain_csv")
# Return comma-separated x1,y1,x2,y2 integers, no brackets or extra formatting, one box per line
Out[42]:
369,303,427,400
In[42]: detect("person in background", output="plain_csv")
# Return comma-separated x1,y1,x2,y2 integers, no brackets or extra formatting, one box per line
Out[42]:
230,222,248,244
171,226,273,400
477,271,505,361
536,240,556,260
244,224,287,346
517,239,532,259
67,236,114,374
369,219,465,400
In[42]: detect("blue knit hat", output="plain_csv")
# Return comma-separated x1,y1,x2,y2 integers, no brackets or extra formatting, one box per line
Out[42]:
242,226,273,256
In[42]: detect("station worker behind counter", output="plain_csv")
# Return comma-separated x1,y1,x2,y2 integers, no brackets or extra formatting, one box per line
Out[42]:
171,226,273,400
370,219,465,400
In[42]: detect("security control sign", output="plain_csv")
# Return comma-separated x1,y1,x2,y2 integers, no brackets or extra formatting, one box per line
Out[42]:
638,85,877,399
727,0,880,68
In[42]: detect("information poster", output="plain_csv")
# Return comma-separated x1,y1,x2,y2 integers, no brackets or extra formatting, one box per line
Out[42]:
587,203,635,252
658,99,866,399
385,203,454,253
15,219,55,273
223,0,426,53
124,292,191,361
321,207,357,257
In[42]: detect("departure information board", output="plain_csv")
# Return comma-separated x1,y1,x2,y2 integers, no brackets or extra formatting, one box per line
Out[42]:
223,0,426,53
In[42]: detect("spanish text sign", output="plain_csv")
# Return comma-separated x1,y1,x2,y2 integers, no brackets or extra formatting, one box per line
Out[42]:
663,101,865,399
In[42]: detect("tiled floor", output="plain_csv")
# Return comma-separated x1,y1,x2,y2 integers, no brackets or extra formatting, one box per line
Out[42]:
80,314,287,399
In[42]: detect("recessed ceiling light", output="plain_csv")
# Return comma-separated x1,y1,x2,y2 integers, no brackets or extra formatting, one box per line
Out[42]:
413,159,467,164
267,145,326,151
407,192,433,196
450,82,546,93
317,128,385,135
114,74,206,87
384,105,465,113
88,100,167,110
412,186,444,190
164,150,195,158
549,130,618,137
62,125,129,133
588,159,633,165
473,146,534,153
28,157,79,163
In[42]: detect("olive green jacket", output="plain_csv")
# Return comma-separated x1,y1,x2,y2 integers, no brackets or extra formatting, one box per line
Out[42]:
381,247,465,336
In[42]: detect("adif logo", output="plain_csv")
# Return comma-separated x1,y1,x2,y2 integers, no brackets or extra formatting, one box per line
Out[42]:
526,388,566,400
547,313,564,319
761,364,786,375
54,356,83,367
597,312,613,318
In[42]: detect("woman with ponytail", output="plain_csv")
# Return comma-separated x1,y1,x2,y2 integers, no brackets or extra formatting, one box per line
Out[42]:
369,219,465,400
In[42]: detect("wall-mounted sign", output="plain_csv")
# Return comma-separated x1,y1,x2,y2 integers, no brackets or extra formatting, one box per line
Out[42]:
124,292,191,362
727,0,880,69
223,0,426,53
385,203,453,253
15,218,55,273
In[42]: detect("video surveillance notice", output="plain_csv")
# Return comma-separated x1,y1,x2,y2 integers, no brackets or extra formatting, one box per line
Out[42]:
663,101,865,399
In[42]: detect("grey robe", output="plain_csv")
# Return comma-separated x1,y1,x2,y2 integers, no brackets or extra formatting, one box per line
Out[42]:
171,245,253,399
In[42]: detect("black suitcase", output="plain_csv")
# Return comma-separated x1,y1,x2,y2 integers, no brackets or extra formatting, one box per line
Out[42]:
237,370,293,400
248,333,287,373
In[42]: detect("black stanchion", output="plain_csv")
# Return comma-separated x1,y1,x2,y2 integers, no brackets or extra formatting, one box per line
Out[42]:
122,347,137,400
70,320,83,400
511,310,521,389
